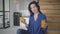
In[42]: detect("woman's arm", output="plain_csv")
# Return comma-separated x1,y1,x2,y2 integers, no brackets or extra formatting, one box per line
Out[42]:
41,15,48,33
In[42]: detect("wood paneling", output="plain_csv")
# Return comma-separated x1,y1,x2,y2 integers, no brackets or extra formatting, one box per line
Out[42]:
48,22,60,29
41,10,60,15
39,0,60,34
40,0,60,1
40,1,60,5
47,30,60,34
40,5,60,10
46,15,60,22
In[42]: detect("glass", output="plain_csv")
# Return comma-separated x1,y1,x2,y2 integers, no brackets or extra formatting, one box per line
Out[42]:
5,12,10,27
0,16,3,28
5,0,9,11
0,0,3,28
4,0,10,28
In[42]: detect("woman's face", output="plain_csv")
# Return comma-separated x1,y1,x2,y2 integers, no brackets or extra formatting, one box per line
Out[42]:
30,4,38,14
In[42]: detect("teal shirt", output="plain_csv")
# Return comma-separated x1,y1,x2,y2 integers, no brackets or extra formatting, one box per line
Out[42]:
28,13,48,34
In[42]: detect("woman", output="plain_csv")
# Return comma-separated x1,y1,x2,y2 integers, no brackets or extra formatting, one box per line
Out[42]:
28,1,48,34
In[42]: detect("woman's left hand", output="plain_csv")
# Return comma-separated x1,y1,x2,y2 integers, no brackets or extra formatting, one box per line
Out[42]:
41,20,47,28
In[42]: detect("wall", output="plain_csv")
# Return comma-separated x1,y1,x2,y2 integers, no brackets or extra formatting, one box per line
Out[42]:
19,0,34,16
39,0,60,34
10,0,17,27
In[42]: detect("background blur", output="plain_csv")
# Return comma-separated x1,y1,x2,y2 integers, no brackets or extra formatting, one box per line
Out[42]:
0,0,60,34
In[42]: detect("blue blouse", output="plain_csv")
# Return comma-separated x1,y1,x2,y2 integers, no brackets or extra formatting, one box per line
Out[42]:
28,13,48,34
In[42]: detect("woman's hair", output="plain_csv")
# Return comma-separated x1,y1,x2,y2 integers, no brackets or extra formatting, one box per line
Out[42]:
28,1,41,16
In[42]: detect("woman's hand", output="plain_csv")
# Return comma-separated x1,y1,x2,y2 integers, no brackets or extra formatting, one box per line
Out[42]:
41,20,47,28
24,22,28,27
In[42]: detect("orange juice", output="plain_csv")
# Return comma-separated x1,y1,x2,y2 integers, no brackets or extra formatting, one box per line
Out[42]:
41,20,46,28
20,17,25,22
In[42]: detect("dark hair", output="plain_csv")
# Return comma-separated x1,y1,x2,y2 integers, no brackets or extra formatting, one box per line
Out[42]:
28,1,41,16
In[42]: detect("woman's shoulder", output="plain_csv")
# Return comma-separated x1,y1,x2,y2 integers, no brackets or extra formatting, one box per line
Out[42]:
29,15,33,19
39,13,46,18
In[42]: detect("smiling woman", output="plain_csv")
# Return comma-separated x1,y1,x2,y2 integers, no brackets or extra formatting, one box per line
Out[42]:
28,1,48,34
17,0,48,34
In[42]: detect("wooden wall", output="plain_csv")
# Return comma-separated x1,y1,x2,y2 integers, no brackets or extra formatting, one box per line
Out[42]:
39,0,60,34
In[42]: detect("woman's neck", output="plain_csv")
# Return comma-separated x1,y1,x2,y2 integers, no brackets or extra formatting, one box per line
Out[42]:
34,12,39,21
34,12,39,16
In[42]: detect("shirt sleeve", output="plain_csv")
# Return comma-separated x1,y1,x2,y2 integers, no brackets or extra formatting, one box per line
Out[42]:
42,15,48,34
27,17,32,34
